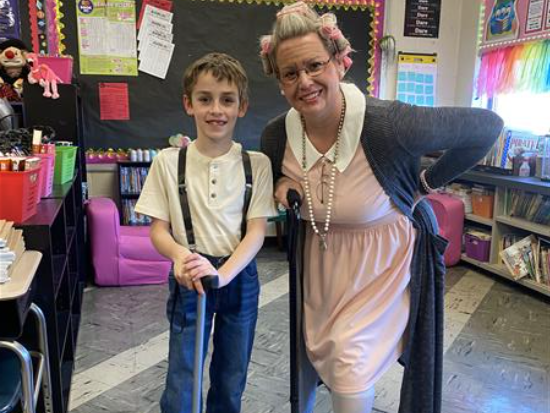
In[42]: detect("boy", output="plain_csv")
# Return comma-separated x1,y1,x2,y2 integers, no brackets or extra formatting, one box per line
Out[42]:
135,53,276,413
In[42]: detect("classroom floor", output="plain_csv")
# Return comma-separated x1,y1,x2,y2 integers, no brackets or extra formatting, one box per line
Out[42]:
68,245,549,413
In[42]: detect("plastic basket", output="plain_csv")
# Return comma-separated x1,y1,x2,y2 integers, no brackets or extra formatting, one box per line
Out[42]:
35,153,55,197
54,146,77,184
464,232,491,262
34,159,44,204
471,191,494,219
0,169,40,222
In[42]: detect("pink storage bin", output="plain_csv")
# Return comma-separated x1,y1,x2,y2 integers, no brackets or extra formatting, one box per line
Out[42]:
35,153,55,197
36,56,73,84
34,158,44,204
464,232,491,262
427,193,465,267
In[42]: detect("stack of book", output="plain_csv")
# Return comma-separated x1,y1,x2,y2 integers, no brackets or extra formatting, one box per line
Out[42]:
500,235,550,286
0,220,26,283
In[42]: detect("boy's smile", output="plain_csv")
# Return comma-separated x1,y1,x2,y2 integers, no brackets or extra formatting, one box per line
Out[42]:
184,71,247,154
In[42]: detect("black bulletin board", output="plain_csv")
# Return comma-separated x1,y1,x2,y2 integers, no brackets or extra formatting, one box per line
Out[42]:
19,0,373,150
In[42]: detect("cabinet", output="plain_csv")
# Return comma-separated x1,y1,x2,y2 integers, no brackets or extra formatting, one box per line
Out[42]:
457,170,550,297
117,161,151,225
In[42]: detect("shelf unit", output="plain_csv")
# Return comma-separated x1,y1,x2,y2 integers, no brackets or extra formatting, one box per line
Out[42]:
117,161,151,226
457,170,550,297
16,83,87,413
15,177,85,413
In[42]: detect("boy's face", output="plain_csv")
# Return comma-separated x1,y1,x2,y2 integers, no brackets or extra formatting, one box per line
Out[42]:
184,71,247,145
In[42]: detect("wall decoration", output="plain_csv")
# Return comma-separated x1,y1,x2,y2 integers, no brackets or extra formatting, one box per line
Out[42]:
27,0,67,54
99,82,130,120
30,0,381,149
76,0,138,75
0,0,21,42
403,0,441,39
396,52,437,107
477,39,550,97
481,0,550,51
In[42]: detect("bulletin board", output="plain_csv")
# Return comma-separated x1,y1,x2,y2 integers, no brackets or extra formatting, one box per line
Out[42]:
19,0,378,149
480,0,550,51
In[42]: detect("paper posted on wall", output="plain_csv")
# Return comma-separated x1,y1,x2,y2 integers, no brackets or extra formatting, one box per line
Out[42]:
138,39,175,79
137,4,174,79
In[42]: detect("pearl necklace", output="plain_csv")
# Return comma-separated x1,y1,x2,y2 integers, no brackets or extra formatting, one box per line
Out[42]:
301,93,346,251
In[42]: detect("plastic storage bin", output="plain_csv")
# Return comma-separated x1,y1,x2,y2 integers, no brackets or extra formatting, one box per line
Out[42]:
35,153,55,197
0,169,40,222
464,231,492,262
53,146,77,184
471,186,494,219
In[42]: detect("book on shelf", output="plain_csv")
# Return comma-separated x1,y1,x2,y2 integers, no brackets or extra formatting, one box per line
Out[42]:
480,127,541,171
120,166,149,194
505,189,550,225
121,199,152,226
499,235,550,286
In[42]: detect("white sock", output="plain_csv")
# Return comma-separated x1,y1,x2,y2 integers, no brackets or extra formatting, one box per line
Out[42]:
331,387,375,413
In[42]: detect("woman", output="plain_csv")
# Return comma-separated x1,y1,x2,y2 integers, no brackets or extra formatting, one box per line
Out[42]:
259,3,504,413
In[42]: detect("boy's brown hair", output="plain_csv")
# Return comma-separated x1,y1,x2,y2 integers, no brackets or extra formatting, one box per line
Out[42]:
183,52,249,109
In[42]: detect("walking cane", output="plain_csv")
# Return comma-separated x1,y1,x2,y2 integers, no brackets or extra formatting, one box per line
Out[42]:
192,275,219,413
286,189,303,412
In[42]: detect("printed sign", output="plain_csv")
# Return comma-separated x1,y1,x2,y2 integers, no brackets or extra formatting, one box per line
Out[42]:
404,0,441,38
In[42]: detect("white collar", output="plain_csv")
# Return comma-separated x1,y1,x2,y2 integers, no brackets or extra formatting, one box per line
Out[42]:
285,82,366,173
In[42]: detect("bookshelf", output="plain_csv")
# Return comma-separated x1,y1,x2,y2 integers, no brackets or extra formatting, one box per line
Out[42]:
457,170,550,297
15,176,85,413
117,161,151,226
16,82,87,413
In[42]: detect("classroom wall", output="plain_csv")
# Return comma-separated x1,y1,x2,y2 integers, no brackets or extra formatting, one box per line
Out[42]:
17,0,372,150
380,0,482,107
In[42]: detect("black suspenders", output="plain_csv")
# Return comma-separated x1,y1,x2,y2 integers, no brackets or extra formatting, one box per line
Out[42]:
177,146,253,253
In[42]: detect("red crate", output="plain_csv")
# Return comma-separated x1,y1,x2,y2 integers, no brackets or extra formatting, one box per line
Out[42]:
0,169,40,222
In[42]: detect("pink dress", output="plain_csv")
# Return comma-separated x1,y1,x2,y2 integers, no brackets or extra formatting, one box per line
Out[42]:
282,142,416,394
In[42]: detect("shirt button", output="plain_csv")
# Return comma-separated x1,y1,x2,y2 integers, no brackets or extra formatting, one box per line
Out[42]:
211,179,217,184
211,193,217,198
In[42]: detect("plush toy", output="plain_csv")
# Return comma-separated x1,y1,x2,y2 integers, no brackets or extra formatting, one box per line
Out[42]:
0,39,30,101
26,53,62,99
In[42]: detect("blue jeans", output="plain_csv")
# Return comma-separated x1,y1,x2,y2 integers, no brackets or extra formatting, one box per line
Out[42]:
160,257,260,413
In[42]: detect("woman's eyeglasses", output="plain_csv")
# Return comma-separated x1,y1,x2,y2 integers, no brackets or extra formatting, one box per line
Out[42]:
278,58,332,85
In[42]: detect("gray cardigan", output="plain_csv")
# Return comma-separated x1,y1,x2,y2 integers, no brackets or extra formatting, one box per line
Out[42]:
260,96,504,413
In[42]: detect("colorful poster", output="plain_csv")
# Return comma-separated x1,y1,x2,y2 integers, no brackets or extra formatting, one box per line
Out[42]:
76,0,138,76
485,0,520,42
396,53,437,107
481,0,550,50
0,0,21,42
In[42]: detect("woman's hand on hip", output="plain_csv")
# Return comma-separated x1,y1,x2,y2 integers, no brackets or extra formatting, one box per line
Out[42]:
275,176,303,209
